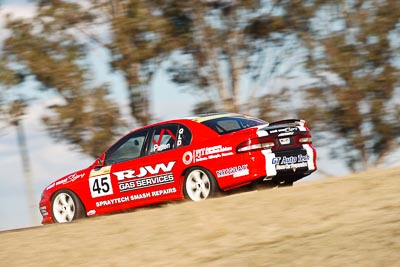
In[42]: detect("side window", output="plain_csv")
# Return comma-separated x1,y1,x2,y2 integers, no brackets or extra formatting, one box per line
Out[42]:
105,129,149,164
216,119,241,132
176,125,192,147
150,125,178,154
202,117,264,134
149,124,192,154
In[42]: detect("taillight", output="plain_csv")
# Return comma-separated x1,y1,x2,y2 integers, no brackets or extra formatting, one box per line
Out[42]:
298,132,312,144
237,137,275,153
299,137,312,143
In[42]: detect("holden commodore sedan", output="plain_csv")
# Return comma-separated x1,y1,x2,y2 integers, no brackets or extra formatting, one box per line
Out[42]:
39,113,317,223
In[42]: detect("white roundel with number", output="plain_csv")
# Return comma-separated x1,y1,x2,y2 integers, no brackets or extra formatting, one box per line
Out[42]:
89,174,113,198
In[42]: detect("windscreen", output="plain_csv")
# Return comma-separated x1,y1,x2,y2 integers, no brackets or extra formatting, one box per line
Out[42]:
202,116,267,134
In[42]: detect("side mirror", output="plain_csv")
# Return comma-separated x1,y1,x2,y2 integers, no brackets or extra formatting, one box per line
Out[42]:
94,156,104,168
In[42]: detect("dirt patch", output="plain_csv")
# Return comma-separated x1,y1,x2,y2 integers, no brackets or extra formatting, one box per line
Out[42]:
1,167,400,266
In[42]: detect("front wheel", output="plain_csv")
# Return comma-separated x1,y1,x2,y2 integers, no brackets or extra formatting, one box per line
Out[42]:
51,190,85,223
183,168,219,201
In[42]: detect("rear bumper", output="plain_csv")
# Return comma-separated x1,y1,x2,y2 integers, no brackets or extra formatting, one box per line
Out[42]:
265,144,317,179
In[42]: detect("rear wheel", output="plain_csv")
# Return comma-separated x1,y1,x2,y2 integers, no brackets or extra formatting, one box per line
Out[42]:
51,190,85,223
183,168,218,201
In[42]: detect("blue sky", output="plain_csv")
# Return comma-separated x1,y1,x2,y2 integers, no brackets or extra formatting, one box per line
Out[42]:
0,0,353,231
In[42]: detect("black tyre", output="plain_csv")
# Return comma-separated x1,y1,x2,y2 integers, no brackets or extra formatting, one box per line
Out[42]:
51,190,85,223
183,168,219,201
277,181,294,187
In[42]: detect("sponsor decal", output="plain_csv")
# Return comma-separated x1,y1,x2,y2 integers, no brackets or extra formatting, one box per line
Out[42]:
216,164,249,178
276,162,307,171
87,210,96,216
177,128,184,147
153,143,170,152
272,154,310,171
90,166,111,177
89,174,114,198
114,161,175,181
278,132,295,137
114,161,176,193
89,161,177,197
130,192,151,201
46,183,55,191
96,187,177,207
183,151,193,165
119,174,174,192
272,155,309,165
151,187,177,197
182,145,233,165
96,196,130,207
268,127,298,134
56,173,85,186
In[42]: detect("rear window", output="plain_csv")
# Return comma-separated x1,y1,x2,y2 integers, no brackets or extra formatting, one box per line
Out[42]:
202,116,266,134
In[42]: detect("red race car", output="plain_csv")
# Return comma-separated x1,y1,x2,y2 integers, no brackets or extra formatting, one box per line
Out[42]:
39,113,317,223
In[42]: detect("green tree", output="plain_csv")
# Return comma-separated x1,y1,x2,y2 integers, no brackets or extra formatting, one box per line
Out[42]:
1,0,188,127
93,0,188,124
1,2,124,158
164,0,307,114
0,0,304,136
297,0,400,171
5,0,398,173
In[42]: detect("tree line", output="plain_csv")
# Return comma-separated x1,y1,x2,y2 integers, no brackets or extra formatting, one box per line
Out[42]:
1,0,399,172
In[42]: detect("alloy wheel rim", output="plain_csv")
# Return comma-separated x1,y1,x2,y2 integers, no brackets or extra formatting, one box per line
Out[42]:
53,193,75,223
186,170,211,201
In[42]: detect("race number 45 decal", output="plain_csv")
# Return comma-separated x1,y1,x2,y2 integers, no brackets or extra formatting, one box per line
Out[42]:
89,174,113,198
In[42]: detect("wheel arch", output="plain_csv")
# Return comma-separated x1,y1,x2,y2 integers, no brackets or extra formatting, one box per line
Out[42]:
50,187,87,216
180,165,222,202
179,165,221,192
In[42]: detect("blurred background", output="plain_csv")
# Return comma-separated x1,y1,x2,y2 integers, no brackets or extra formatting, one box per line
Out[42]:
0,0,399,231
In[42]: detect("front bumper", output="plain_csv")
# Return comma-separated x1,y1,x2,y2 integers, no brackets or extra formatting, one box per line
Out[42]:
39,194,54,224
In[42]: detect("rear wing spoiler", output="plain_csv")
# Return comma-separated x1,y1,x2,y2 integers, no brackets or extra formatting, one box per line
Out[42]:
269,119,306,128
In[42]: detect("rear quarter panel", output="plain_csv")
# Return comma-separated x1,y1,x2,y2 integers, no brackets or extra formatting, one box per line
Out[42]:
180,125,267,190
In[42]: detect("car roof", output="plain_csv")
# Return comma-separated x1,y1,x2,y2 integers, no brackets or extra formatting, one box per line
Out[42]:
129,113,254,132
188,112,243,122
187,112,247,123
